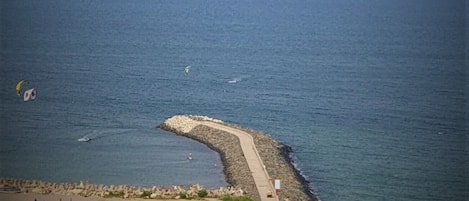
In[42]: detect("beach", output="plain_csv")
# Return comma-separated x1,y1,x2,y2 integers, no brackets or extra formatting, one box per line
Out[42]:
0,177,244,201
0,193,135,201
0,193,219,201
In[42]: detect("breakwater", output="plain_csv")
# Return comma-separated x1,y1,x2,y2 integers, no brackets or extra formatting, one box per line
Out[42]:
0,178,244,199
158,115,318,201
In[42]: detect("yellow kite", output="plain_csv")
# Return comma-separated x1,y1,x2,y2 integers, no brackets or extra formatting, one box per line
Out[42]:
15,80,28,96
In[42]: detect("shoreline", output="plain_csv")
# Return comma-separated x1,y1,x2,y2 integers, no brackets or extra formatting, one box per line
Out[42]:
0,177,243,200
158,115,318,201
1,115,317,201
0,193,220,201
218,121,318,201
278,144,317,200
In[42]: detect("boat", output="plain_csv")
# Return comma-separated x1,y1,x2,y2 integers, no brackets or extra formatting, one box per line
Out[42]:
77,137,91,142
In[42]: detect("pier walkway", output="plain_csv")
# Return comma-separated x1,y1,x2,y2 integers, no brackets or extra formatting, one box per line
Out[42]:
200,121,279,201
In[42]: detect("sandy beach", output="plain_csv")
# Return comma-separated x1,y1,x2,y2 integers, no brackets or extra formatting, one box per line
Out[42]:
0,193,219,201
0,192,141,201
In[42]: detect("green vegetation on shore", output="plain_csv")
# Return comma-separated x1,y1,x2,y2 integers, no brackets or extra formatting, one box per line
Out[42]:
176,189,208,200
93,190,254,200
220,195,255,201
103,191,125,198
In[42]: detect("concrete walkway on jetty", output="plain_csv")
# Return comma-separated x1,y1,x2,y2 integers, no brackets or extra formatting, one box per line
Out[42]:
160,115,279,201
200,121,279,201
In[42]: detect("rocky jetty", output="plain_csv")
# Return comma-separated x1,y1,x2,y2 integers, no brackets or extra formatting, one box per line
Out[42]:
158,115,259,200
158,115,318,201
0,178,244,199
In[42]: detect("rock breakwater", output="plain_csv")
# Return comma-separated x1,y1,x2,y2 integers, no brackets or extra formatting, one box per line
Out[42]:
158,115,260,201
0,178,244,199
158,115,317,201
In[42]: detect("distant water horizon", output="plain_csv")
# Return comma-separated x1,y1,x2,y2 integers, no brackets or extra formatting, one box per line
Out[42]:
1,0,466,201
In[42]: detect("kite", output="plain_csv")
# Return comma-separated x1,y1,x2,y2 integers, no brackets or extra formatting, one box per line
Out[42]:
185,65,191,75
15,80,28,96
23,88,37,102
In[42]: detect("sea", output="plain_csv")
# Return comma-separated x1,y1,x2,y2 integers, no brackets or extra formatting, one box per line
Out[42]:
0,0,467,200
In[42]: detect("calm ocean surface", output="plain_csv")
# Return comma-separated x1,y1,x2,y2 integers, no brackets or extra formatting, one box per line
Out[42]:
1,0,466,200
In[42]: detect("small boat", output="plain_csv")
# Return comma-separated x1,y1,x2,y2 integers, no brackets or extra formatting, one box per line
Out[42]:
77,137,91,142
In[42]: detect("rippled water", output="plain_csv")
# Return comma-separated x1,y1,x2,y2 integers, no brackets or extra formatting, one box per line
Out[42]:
1,0,466,200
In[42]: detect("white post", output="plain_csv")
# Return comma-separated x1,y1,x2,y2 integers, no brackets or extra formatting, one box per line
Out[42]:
274,179,280,195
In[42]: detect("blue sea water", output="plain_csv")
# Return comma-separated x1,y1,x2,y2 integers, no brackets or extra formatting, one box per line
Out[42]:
1,0,467,200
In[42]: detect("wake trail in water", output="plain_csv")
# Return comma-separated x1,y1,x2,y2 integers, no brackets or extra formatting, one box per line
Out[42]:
80,128,135,141
227,75,251,84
